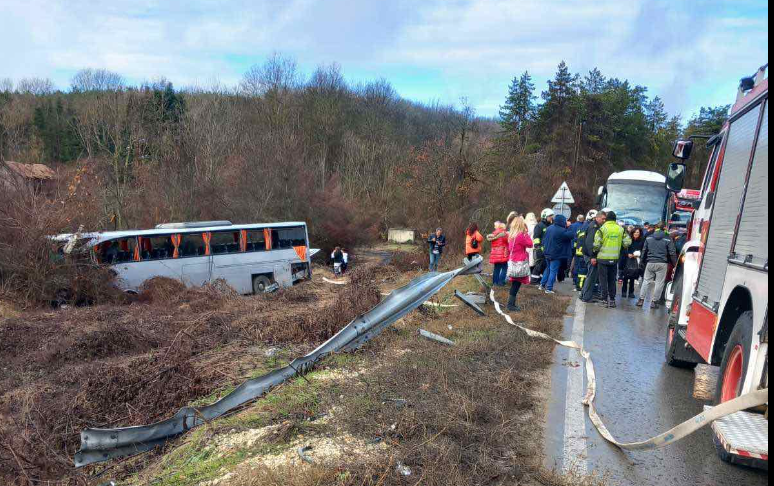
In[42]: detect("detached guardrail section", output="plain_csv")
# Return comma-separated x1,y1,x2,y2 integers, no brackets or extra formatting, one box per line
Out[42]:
74,256,483,467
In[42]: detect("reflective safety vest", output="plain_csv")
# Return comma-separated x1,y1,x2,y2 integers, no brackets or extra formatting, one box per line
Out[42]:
574,227,587,256
593,221,632,261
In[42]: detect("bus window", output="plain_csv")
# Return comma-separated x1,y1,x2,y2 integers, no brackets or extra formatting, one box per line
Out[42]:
99,237,137,264
210,231,240,254
244,230,267,252
140,236,175,260
273,227,306,249
179,234,207,257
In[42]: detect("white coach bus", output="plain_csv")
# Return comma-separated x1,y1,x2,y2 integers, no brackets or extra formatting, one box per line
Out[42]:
55,221,313,294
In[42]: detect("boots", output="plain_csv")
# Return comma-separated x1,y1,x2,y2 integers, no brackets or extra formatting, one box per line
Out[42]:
636,299,644,307
608,298,617,308
507,294,520,312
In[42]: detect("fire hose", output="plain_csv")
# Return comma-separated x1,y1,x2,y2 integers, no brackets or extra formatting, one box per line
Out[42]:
488,289,769,450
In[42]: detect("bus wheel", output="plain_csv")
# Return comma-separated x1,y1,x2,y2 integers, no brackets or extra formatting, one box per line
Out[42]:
664,274,698,369
715,311,753,404
252,275,272,294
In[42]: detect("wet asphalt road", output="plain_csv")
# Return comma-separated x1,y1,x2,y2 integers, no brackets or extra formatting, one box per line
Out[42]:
543,279,768,485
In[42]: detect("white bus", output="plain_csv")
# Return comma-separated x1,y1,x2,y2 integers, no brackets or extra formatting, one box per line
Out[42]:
56,221,313,294
596,170,669,226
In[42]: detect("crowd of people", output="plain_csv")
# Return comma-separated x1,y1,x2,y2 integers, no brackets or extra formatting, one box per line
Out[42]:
427,207,682,312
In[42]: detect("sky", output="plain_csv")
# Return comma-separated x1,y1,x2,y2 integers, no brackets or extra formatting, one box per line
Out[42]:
0,0,768,120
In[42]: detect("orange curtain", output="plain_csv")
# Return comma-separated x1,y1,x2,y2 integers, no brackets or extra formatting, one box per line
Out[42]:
263,228,272,251
293,246,307,261
134,238,142,261
202,233,212,255
172,234,181,258
240,230,247,252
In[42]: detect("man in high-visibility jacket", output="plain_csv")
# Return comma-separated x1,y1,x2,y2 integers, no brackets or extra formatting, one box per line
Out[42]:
593,211,632,308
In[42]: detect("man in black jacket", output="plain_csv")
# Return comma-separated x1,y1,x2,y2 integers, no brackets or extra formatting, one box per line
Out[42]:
531,208,554,283
637,223,677,309
580,210,607,303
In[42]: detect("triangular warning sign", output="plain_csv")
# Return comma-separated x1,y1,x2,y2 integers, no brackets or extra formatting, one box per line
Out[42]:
551,182,575,204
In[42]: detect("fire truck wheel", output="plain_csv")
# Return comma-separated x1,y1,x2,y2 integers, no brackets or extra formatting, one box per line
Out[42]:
715,311,754,404
664,274,698,369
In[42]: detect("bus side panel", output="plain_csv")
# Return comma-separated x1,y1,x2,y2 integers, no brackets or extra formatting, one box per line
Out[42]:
112,259,189,292
686,301,717,362
210,253,254,294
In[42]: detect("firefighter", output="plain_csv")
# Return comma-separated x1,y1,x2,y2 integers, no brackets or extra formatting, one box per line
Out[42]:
531,208,555,284
580,209,607,303
573,210,597,291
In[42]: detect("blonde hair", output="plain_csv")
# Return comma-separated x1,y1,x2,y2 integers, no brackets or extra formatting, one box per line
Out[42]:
494,221,506,230
509,216,528,238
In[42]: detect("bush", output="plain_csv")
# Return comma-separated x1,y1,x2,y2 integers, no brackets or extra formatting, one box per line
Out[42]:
0,180,121,307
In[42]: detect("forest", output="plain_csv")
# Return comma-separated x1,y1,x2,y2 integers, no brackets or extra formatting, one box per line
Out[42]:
0,57,728,302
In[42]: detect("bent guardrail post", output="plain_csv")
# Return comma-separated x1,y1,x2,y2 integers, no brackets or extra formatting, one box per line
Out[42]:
74,256,483,467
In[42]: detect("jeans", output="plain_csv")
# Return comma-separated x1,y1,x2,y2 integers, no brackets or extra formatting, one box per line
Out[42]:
580,256,598,302
540,259,562,291
598,261,618,300
640,262,668,302
493,262,508,286
429,251,441,272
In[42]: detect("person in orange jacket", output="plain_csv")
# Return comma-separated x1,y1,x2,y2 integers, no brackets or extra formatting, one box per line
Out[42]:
465,222,484,260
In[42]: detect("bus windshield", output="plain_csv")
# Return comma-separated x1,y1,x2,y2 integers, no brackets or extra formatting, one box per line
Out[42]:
606,182,667,226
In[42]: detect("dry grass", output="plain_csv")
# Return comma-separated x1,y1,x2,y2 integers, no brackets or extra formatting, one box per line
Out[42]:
202,276,583,486
0,267,380,485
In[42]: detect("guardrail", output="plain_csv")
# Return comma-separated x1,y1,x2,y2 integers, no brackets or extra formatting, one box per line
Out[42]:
74,256,483,467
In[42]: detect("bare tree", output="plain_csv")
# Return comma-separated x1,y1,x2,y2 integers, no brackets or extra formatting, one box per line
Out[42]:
0,78,13,93
239,53,300,97
70,68,125,92
16,77,55,96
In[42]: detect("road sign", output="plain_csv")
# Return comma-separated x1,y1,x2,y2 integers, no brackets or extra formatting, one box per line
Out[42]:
551,181,575,204
552,203,571,218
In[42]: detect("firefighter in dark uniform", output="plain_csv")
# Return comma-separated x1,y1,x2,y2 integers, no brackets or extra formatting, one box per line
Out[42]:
531,208,555,284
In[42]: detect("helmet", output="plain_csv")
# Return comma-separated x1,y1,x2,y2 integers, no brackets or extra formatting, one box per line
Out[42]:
586,209,598,219
541,208,555,219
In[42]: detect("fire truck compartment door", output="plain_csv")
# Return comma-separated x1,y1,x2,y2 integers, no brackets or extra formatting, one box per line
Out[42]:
733,102,768,268
696,104,762,309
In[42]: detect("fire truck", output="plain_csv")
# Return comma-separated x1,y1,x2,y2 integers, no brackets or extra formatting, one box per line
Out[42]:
666,189,701,233
664,63,768,468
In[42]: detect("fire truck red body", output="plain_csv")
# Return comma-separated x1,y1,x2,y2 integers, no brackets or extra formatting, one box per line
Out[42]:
665,64,768,468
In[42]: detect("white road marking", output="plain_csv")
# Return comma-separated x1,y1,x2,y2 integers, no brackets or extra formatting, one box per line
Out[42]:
562,299,588,475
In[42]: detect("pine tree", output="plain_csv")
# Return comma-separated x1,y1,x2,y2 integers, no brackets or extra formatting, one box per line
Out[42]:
499,71,535,132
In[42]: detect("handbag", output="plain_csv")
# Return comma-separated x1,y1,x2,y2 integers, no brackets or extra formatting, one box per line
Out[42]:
507,259,530,278
625,257,641,279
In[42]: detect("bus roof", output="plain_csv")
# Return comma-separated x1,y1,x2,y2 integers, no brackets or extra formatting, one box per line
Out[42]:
54,222,308,246
608,170,666,185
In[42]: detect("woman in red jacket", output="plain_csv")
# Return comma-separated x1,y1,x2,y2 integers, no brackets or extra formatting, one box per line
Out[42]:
507,216,534,312
487,221,509,286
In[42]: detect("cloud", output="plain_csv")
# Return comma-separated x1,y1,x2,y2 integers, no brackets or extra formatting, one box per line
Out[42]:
0,0,767,118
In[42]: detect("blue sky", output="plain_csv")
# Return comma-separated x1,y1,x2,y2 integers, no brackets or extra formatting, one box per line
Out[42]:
1,0,768,120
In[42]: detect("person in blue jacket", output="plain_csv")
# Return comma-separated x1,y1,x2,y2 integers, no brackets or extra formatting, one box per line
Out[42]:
539,214,576,294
